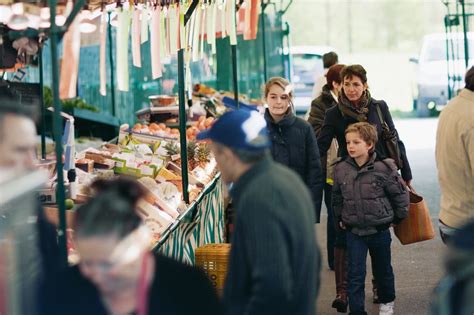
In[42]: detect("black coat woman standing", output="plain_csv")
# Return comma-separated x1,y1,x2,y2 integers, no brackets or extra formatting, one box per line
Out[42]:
263,77,324,222
317,65,413,313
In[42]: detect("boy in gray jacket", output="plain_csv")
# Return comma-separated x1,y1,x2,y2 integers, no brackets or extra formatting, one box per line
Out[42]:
332,122,409,315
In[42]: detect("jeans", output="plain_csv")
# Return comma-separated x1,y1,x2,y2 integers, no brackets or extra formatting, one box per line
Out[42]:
347,230,395,315
325,183,336,269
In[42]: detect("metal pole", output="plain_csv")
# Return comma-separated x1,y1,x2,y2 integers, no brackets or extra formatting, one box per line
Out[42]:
39,48,46,159
444,14,453,100
231,45,239,106
108,12,116,116
176,1,199,204
48,0,68,268
177,50,189,204
460,0,469,68
261,2,268,82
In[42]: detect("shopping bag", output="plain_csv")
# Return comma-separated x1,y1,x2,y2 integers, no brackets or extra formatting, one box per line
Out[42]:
393,188,435,245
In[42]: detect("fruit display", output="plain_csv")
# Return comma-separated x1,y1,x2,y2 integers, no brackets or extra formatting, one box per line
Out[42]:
73,124,218,245
126,116,216,141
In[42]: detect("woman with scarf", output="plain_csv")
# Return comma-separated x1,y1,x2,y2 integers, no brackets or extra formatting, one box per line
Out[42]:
263,77,324,223
318,64,412,183
317,64,412,314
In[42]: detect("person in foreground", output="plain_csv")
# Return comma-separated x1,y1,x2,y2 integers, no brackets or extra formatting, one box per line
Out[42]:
197,109,320,315
435,66,474,244
332,122,409,315
44,177,221,315
429,220,474,315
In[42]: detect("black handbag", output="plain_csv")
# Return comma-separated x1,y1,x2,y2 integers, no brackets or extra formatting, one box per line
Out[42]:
375,104,404,170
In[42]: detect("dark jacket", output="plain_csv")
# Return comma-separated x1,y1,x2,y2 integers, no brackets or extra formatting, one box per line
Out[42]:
317,98,413,181
308,84,338,136
223,156,320,315
307,85,338,178
430,220,474,315
264,109,324,222
332,153,409,236
44,254,221,315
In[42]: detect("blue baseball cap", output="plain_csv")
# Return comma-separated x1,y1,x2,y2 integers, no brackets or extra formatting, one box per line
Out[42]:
196,109,270,151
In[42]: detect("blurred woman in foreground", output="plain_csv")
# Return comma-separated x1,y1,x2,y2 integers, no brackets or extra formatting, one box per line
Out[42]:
45,177,220,315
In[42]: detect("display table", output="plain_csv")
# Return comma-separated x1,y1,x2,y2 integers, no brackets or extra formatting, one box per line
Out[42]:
156,177,225,264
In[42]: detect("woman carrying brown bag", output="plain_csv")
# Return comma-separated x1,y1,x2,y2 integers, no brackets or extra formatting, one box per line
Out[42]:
317,64,413,313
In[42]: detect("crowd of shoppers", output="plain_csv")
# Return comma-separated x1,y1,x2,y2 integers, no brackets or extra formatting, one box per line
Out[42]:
3,56,473,315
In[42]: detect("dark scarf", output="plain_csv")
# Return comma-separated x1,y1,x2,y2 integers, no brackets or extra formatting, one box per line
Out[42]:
338,89,372,122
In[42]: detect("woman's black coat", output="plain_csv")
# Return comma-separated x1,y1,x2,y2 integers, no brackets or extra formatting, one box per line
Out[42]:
317,99,412,181
265,109,324,222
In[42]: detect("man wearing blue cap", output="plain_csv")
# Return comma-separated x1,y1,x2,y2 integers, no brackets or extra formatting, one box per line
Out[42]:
197,109,320,315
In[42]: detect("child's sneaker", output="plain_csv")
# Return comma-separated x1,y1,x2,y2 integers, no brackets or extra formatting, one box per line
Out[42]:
379,301,394,315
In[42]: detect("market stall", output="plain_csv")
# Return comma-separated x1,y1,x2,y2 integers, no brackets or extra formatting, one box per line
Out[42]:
0,0,291,266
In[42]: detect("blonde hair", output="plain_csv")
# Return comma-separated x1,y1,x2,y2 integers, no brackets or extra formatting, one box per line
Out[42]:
345,122,378,153
264,77,293,99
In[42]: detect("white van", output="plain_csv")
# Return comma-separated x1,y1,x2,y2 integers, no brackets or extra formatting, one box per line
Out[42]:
290,46,336,115
411,32,474,117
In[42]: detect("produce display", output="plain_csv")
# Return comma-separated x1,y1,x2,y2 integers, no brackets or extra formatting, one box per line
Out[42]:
128,116,215,140
73,131,217,244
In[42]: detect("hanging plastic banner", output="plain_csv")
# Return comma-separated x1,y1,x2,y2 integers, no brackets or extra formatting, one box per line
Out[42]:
227,0,237,45
59,16,81,98
100,11,107,96
244,0,251,38
192,5,202,62
206,4,213,45
187,6,195,49
141,4,149,44
132,7,142,68
117,8,132,92
169,4,178,55
165,7,171,58
179,5,186,50
200,3,206,60
161,7,169,59
185,60,192,92
150,6,162,79
210,3,217,54
245,0,260,40
220,0,227,38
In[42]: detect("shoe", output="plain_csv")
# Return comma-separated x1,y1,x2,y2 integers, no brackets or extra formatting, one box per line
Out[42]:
332,295,348,313
332,248,348,313
379,302,394,315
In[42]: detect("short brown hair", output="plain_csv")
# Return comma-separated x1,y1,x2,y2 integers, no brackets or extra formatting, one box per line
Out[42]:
465,66,474,91
264,77,293,99
326,64,345,89
345,122,378,153
340,64,367,84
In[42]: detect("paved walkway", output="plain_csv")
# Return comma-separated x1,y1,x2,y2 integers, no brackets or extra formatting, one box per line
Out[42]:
315,216,445,315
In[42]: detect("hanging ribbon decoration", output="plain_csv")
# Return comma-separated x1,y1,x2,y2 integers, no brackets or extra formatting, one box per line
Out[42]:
150,5,163,79
99,10,107,96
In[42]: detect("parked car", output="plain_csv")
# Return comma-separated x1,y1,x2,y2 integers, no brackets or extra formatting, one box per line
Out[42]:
410,32,474,117
290,46,336,115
